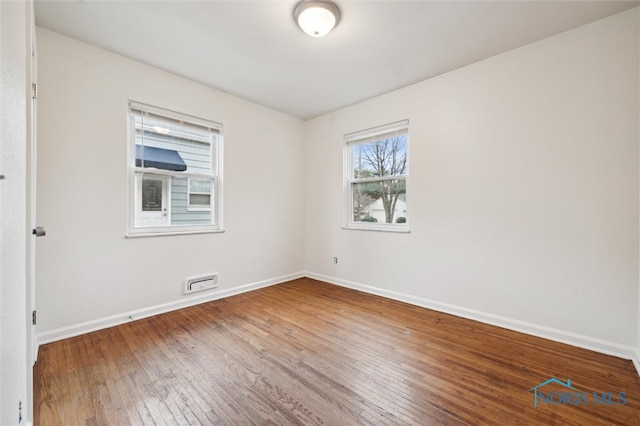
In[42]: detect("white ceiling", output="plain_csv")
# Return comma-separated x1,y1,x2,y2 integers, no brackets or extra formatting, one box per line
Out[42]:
35,0,639,120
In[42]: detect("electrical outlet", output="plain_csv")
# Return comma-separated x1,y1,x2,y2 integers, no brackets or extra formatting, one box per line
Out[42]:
333,257,338,264
18,400,22,423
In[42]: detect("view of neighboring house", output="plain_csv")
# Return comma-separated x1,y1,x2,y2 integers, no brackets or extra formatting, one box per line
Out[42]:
363,194,406,223
131,106,219,229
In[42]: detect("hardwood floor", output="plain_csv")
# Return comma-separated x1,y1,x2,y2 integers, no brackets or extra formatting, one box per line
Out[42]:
34,278,640,425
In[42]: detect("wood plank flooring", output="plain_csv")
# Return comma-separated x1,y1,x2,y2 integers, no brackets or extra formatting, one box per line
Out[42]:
34,278,640,425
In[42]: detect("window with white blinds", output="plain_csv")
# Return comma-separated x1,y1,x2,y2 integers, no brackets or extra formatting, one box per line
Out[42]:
127,101,223,236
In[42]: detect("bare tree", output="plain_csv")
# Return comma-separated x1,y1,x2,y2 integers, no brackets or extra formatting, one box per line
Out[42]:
354,136,407,223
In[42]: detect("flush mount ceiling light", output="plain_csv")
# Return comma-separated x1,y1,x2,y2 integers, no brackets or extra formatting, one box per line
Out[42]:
294,0,340,38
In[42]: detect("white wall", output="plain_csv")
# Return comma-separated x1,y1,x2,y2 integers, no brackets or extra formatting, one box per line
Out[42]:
36,28,305,337
305,9,639,357
1,1,31,424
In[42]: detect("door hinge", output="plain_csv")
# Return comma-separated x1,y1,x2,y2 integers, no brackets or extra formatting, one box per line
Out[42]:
32,310,37,325
32,83,38,99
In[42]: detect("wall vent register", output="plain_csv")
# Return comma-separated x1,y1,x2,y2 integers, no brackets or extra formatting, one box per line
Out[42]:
184,274,218,294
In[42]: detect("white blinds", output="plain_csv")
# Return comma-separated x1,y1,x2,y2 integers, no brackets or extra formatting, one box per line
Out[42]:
345,119,409,145
129,101,221,135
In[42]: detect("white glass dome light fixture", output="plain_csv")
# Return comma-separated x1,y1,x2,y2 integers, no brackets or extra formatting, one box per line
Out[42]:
294,0,340,38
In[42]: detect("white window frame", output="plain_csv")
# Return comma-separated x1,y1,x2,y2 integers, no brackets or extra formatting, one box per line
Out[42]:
344,120,409,232
126,101,223,237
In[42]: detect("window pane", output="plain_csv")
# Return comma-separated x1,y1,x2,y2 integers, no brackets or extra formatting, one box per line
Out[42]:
142,178,163,211
189,194,211,206
353,135,407,179
133,113,213,175
134,112,213,145
189,179,211,193
352,179,406,223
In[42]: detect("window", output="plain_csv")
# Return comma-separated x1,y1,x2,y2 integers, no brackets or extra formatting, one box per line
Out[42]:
128,102,222,236
188,178,211,211
344,120,409,231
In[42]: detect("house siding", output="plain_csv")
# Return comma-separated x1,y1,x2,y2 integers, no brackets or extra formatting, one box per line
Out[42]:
135,134,214,175
170,177,212,225
137,133,214,225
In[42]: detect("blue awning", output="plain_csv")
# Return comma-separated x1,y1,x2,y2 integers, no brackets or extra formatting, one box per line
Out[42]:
136,145,187,172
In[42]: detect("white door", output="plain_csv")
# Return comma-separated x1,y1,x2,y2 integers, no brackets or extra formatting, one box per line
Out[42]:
136,174,170,227
1,2,36,424
27,12,38,425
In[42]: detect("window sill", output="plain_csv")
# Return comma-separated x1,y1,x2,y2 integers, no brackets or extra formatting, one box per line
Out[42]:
186,207,212,212
126,228,225,238
342,224,410,233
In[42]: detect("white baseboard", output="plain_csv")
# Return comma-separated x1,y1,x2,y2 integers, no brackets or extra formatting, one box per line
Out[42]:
305,272,638,363
36,272,304,346
35,270,640,376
